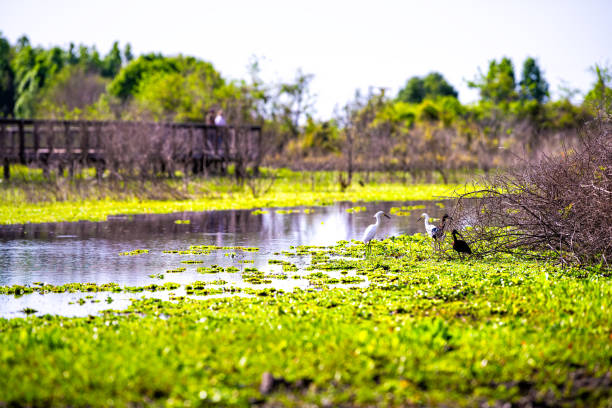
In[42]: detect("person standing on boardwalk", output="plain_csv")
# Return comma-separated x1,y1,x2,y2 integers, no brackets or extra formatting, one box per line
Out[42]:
214,109,226,126
213,109,227,173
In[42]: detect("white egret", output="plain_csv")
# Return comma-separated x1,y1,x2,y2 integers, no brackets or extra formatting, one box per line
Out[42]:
418,213,438,238
362,211,390,256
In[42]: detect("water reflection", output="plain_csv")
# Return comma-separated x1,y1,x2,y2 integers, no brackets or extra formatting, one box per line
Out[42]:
0,200,450,317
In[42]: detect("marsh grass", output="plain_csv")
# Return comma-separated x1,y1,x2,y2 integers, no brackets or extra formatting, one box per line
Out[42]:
0,166,468,224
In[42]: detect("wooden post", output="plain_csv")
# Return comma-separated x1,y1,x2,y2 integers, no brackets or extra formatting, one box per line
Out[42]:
64,121,71,178
18,120,25,164
0,122,8,180
253,126,262,176
95,123,104,180
81,122,89,166
33,122,40,163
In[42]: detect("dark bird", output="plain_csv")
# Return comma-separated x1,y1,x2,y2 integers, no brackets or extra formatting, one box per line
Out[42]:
451,229,472,258
419,213,451,251
433,214,451,242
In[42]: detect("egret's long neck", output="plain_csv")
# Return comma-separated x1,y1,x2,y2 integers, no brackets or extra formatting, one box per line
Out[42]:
374,215,382,226
424,215,430,225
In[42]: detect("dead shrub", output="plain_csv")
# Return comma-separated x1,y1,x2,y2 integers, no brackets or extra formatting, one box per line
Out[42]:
452,114,611,266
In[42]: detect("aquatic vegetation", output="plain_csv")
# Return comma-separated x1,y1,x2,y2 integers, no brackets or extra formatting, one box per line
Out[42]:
0,169,465,224
173,219,190,224
166,267,186,273
346,205,367,213
390,204,426,216
1,234,611,407
268,259,298,272
275,209,301,214
196,265,226,274
0,282,122,295
251,209,269,215
118,249,149,256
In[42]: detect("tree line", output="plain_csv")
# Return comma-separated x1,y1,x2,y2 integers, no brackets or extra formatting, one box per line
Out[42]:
0,33,610,183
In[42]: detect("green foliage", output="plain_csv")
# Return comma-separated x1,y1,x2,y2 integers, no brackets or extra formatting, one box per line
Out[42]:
0,165,463,224
299,118,340,154
274,69,316,137
397,72,458,103
36,65,109,118
101,41,123,78
519,57,549,103
0,32,15,117
584,64,612,114
6,37,129,118
397,76,424,103
469,57,517,105
108,54,223,104
0,236,610,406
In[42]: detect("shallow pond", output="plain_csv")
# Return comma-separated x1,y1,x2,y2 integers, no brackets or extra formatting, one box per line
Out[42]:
0,200,449,317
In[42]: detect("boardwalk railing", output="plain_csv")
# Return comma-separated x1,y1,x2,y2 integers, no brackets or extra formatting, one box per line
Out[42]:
0,118,262,179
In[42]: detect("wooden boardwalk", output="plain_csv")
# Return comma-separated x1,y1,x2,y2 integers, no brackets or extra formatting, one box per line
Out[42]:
0,118,262,179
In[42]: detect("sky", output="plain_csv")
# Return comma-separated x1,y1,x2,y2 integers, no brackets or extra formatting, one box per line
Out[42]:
1,0,611,119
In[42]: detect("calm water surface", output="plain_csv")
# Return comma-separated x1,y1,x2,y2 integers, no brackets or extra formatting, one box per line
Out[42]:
0,200,449,318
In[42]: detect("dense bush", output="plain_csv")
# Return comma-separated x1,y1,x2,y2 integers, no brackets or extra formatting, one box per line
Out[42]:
454,115,611,265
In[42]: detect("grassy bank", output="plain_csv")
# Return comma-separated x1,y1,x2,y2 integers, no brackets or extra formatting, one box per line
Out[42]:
1,235,611,406
0,166,467,224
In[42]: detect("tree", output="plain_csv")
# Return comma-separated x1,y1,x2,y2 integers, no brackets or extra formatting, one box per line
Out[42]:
12,44,67,117
274,69,315,137
584,64,612,114
107,54,187,100
422,72,458,100
101,41,123,78
469,57,517,104
397,72,457,103
128,56,229,122
397,76,424,103
67,43,78,65
37,65,108,118
12,40,40,117
519,57,549,103
123,43,134,64
0,32,15,117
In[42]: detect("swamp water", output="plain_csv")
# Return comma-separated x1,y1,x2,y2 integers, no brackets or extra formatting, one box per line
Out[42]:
0,200,449,318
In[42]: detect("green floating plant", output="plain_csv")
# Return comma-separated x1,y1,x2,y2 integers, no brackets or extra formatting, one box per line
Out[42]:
118,249,149,256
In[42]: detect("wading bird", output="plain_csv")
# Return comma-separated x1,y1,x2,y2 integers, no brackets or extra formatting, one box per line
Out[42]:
419,213,450,249
362,211,390,256
451,229,472,258
433,214,452,243
418,213,437,238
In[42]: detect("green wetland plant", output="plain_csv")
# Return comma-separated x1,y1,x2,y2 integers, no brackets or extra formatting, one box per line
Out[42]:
0,235,611,407
0,166,465,224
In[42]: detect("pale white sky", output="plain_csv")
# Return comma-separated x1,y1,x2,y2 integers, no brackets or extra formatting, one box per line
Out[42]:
1,0,611,119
